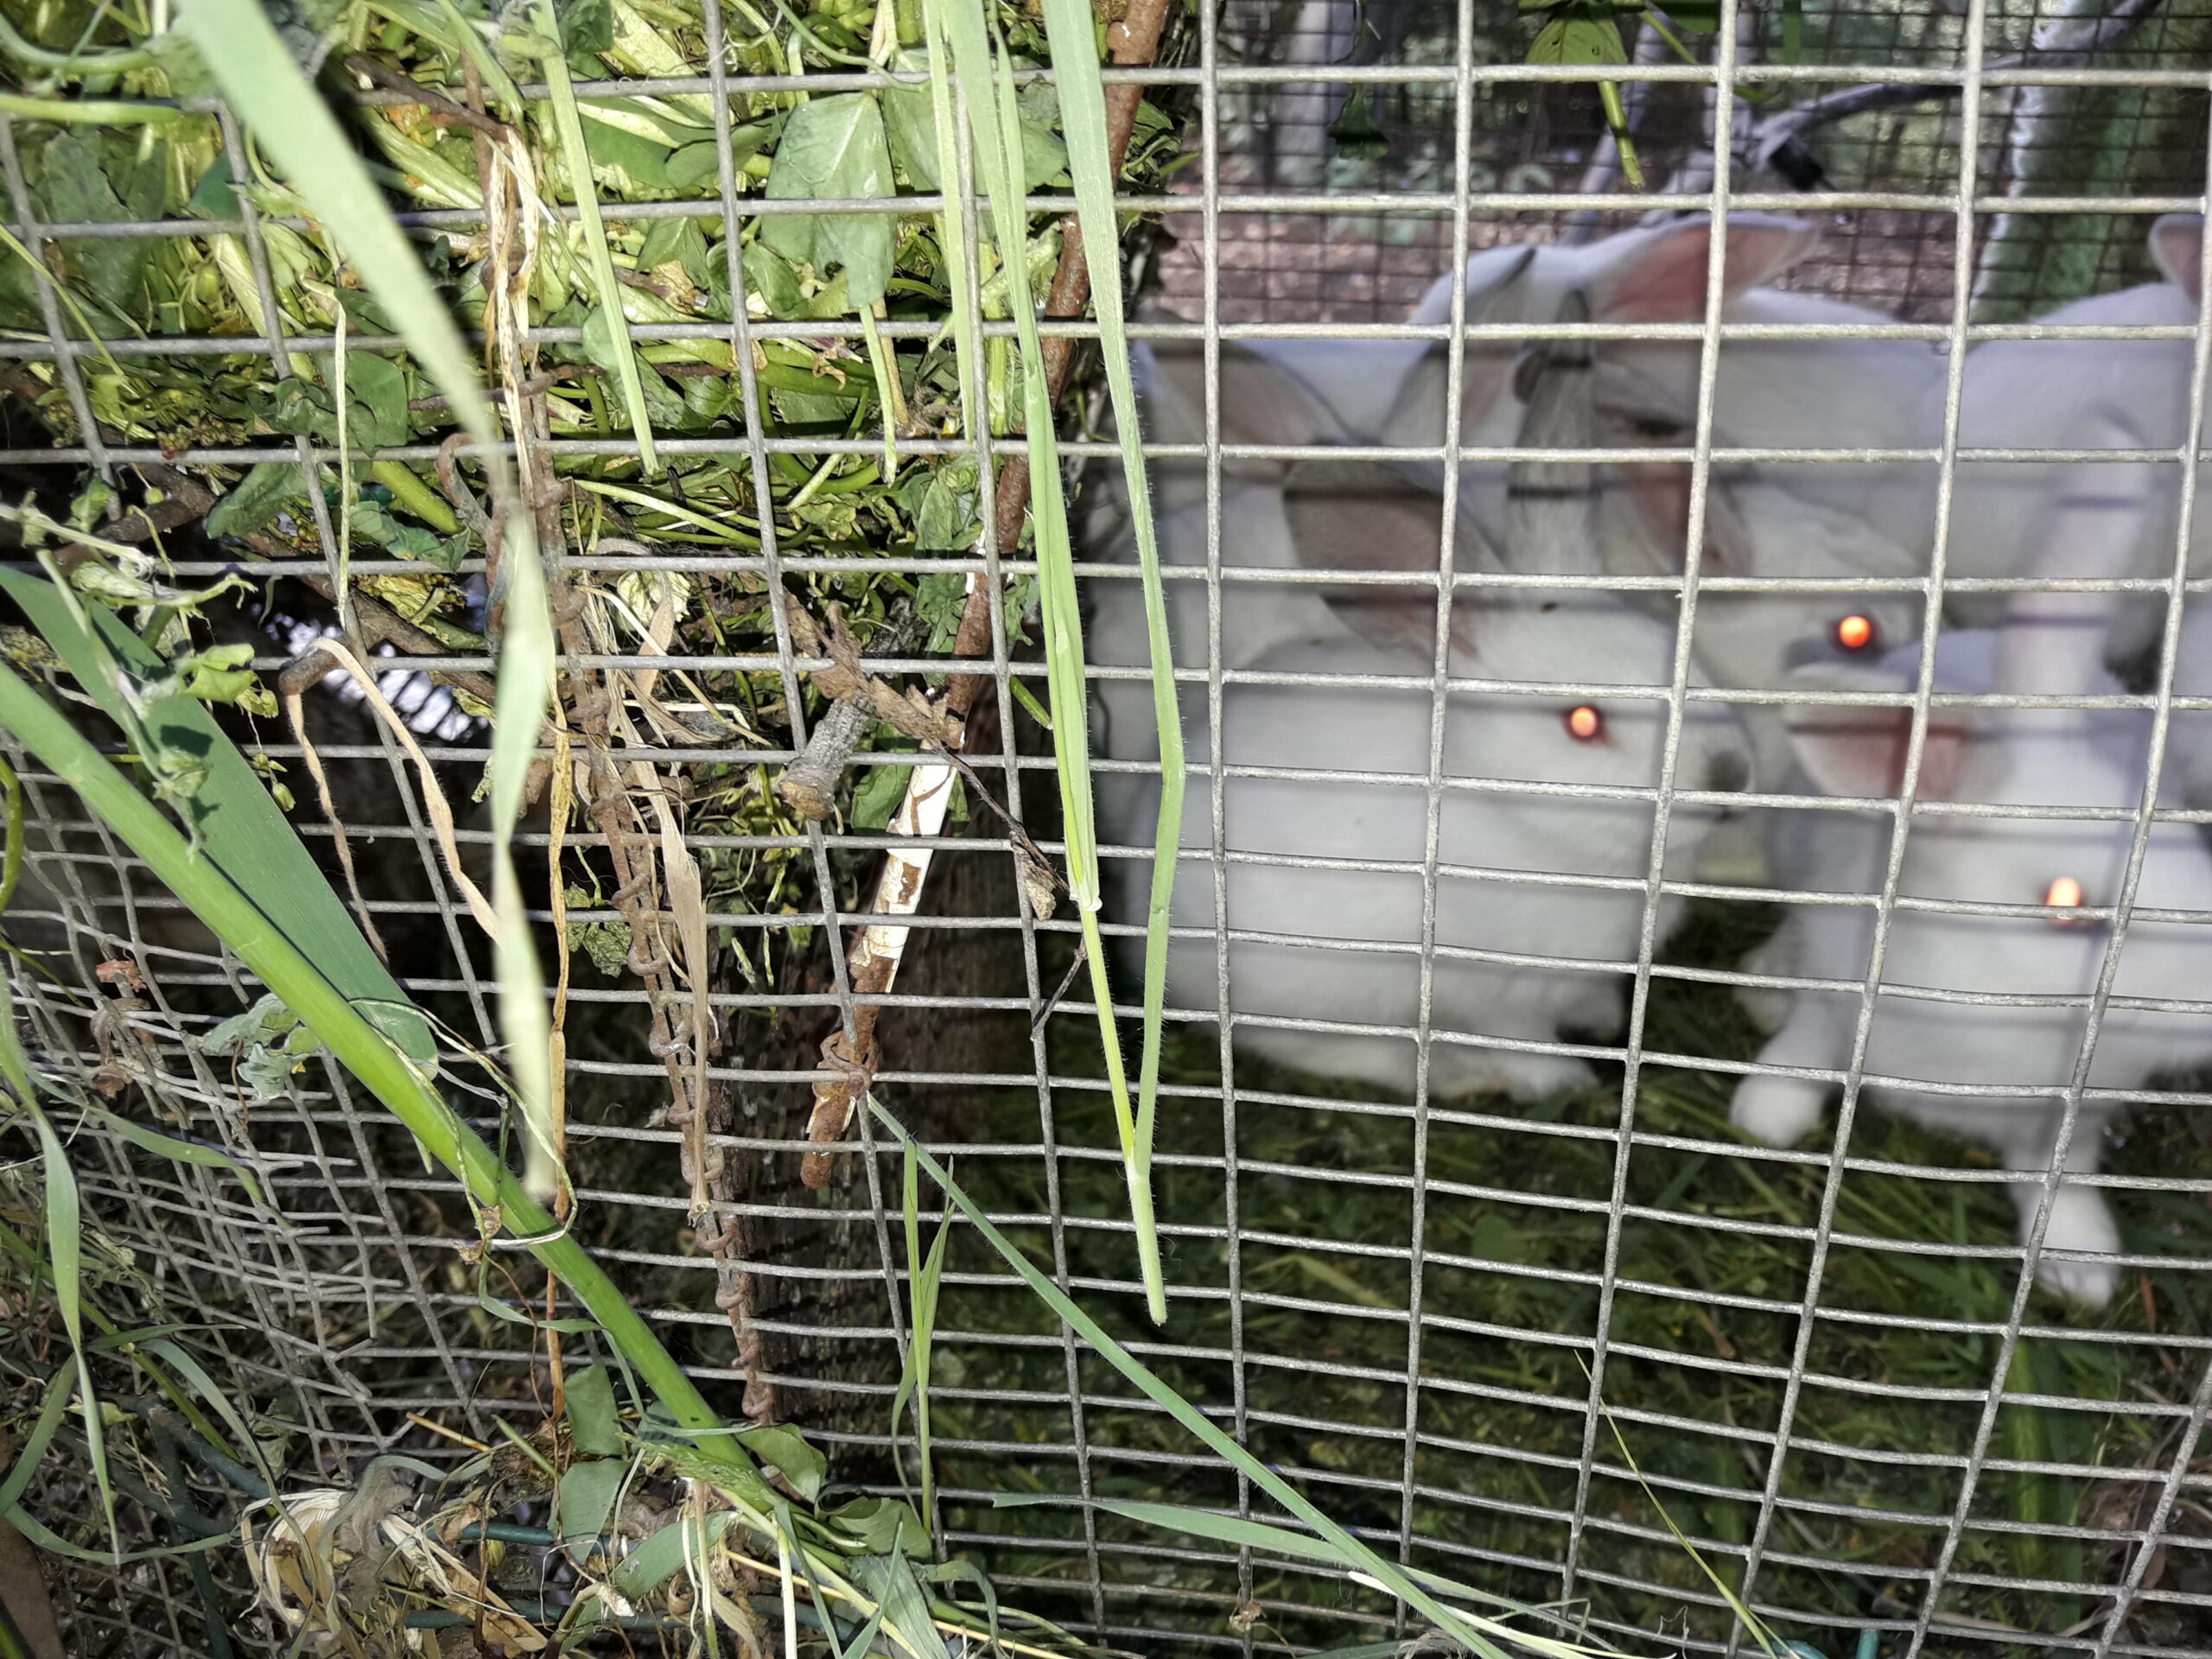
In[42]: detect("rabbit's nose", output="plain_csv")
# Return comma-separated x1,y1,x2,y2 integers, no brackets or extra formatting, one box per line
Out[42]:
1705,749,1751,796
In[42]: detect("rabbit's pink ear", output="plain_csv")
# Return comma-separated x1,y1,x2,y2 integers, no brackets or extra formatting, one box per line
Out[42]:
2149,214,2205,301
1610,464,1745,575
1783,698,1971,801
1591,216,1822,324
1281,459,1484,574
1141,340,1338,449
1392,250,1541,447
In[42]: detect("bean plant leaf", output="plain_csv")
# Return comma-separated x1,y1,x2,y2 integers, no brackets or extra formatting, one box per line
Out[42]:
762,93,896,309
555,1458,626,1548
1529,10,1627,67
850,761,912,830
883,52,1065,190
206,461,308,537
609,1509,734,1599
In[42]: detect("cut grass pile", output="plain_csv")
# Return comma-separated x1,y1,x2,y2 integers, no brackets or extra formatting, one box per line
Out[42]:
921,903,2212,1655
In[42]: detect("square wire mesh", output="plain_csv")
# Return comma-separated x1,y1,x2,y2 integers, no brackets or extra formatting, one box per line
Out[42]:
3,0,2212,1655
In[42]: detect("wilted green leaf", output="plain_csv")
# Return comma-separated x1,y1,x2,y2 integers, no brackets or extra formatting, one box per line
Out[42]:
916,455,981,550
762,93,896,309
206,461,307,537
579,111,671,192
849,760,911,830
340,352,411,450
735,1421,827,1502
638,214,709,285
559,0,613,53
556,1458,626,1549
744,238,806,317
828,1494,931,1560
609,1508,734,1599
39,130,166,319
565,1363,624,1459
1529,10,1628,67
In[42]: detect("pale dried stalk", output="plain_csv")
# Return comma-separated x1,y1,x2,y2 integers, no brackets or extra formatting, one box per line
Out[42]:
282,638,499,937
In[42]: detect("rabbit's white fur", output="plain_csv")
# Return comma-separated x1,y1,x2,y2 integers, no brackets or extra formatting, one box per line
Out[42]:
1733,617,2212,1306
1141,219,1937,714
1940,215,2204,647
1122,593,1753,1103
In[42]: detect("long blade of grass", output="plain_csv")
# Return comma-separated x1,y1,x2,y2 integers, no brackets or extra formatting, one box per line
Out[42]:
891,1146,952,1527
180,0,499,460
0,1372,73,1516
934,0,1166,1325
1034,0,1183,1319
0,979,115,1552
0,658,774,1511
0,572,401,1007
488,518,560,1203
531,0,659,475
872,1098,1560,1659
141,1336,280,1492
1588,1376,1787,1658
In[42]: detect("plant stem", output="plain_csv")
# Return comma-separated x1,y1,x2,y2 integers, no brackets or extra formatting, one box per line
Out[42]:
0,662,769,1507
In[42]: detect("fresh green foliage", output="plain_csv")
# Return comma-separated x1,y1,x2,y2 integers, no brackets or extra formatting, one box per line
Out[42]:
530,0,662,474
0,982,115,1554
0,635,773,1507
929,0,1172,1325
765,92,899,309
1039,0,1185,1326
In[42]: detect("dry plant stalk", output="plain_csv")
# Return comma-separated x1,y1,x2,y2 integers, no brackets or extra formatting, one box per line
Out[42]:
796,0,1173,1181
448,62,771,1414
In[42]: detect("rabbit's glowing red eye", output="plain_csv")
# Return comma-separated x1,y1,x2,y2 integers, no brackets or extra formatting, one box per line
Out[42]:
2044,876,2085,914
1834,613,1878,652
1565,705,1605,742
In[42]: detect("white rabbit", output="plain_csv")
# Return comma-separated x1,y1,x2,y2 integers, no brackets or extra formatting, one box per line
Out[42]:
1124,586,1754,1103
1142,219,1936,716
1942,213,2205,648
1732,601,2212,1306
2164,597,2212,819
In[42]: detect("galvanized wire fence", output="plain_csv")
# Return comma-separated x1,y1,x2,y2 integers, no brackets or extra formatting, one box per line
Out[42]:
4,0,2212,1654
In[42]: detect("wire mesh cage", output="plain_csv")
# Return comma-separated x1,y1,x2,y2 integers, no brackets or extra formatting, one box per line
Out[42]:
3,0,2212,1655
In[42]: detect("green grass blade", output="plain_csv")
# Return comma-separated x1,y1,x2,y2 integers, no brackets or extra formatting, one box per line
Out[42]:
993,1495,1602,1647
0,659,773,1510
140,1337,279,1491
180,0,499,459
0,979,115,1552
892,1145,951,1527
1035,0,1183,1313
935,0,1166,1325
0,1372,73,1516
0,572,402,1007
918,5,977,436
1588,1380,1787,1658
532,0,660,475
871,1098,1541,1658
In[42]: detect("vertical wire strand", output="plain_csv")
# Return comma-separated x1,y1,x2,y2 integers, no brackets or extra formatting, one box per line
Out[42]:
1725,0,1993,1643
1904,56,2212,1659
1196,0,1261,1642
1560,3,1745,1607
1389,0,1483,1622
